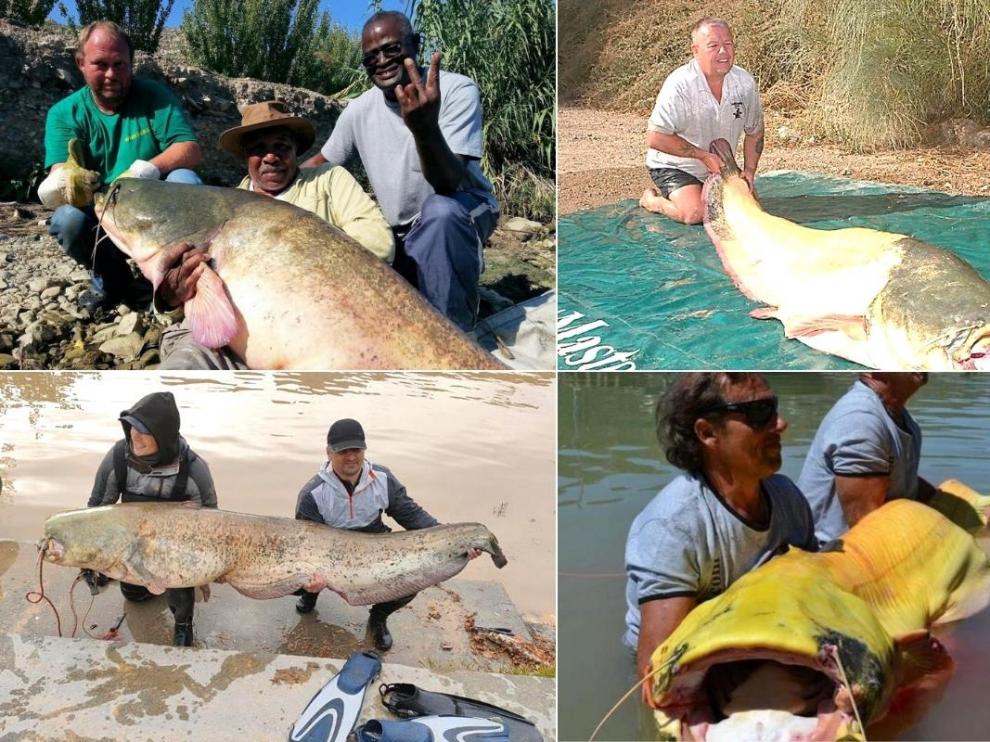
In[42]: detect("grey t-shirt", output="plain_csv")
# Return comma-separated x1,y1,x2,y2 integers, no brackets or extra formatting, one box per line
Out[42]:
320,70,497,228
623,471,816,649
797,380,922,545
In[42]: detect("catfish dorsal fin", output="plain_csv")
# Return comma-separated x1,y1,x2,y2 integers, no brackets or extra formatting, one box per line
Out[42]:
185,264,239,348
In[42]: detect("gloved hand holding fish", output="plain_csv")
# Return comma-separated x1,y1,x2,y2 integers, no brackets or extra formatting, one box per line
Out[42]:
702,138,990,370
93,180,504,370
38,503,507,604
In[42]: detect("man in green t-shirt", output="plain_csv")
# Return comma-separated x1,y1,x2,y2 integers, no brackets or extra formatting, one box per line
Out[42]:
39,20,203,310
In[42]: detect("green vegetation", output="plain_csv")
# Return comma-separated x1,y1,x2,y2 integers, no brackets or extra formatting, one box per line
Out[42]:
411,0,555,220
58,0,175,53
181,0,365,98
561,0,990,151
0,0,57,24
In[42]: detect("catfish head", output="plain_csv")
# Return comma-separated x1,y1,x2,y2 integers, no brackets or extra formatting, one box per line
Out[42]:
94,179,234,290
702,138,757,248
40,506,137,577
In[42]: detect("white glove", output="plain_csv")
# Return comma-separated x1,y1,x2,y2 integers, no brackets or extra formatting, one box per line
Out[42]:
119,159,161,180
38,168,67,208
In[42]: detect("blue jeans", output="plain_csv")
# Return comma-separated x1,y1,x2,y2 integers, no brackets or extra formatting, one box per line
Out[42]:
48,169,201,298
393,190,498,332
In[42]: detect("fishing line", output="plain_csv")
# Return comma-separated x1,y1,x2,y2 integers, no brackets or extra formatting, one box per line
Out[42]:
589,654,677,741
829,644,868,741
91,182,121,264
25,547,62,637
68,574,98,639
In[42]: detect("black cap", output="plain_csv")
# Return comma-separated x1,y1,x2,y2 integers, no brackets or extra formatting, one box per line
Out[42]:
327,418,367,452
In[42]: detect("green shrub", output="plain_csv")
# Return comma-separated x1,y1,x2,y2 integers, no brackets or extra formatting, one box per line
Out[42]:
0,0,58,25
410,0,555,220
810,0,990,150
181,0,364,98
58,0,175,54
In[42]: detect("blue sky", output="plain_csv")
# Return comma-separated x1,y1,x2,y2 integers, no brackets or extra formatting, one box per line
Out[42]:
54,1,409,32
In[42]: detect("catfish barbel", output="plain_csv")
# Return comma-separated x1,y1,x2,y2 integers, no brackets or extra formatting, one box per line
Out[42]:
40,503,507,605
703,138,990,370
93,180,504,370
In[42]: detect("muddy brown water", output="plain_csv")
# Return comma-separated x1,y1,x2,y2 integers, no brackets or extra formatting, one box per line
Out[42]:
0,371,556,624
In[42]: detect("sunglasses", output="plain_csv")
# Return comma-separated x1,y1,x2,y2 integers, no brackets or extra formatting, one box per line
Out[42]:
701,396,779,428
362,42,405,69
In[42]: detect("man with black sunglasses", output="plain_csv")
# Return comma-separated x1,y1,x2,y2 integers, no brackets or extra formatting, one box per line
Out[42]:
302,11,499,333
623,373,816,694
798,372,936,545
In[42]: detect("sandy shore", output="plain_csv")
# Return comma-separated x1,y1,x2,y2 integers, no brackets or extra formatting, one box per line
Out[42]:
559,106,990,214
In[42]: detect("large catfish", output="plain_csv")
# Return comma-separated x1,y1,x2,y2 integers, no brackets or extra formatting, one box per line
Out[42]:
647,496,990,741
93,180,504,370
40,504,507,604
703,139,990,370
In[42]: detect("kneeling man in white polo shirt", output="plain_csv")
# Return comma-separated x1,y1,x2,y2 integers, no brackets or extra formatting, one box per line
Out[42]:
639,17,765,225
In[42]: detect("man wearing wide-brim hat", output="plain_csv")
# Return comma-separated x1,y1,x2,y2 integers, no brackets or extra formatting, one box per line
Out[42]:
155,100,394,370
222,101,392,260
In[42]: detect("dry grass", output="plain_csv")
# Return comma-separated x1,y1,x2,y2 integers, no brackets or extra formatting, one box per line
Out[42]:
559,0,990,150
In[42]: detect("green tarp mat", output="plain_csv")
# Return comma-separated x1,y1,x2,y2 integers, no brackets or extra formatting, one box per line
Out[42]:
557,171,990,370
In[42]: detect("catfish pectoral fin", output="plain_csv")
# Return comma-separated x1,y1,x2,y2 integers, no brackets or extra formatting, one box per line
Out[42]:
185,265,239,348
758,308,869,341
749,306,780,321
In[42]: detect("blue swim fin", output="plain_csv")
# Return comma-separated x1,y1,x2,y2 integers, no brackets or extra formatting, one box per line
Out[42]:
352,716,509,742
289,650,382,742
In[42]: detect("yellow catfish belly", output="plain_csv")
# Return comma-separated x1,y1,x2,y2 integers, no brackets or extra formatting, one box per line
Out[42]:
648,497,990,740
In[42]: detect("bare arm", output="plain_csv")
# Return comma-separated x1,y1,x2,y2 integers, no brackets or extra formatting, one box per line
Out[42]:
301,152,328,169
835,474,889,527
647,131,722,174
742,127,765,188
396,53,467,194
148,141,202,174
637,596,696,705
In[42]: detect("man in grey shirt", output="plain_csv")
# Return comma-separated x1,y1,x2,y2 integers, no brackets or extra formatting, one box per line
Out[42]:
798,373,936,545
304,11,499,332
624,373,816,690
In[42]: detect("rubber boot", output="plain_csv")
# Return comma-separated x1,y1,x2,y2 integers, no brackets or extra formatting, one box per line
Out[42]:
368,612,393,651
296,590,318,614
173,621,194,647
119,582,152,602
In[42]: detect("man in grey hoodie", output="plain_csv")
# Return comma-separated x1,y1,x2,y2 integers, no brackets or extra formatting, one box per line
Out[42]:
85,391,217,646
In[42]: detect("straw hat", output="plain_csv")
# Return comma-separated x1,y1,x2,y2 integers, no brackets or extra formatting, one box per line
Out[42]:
218,100,315,156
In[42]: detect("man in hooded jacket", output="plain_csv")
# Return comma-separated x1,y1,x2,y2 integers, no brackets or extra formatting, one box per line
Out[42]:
84,391,217,646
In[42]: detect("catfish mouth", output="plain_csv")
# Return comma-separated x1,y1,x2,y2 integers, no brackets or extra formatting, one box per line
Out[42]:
38,537,64,562
949,327,990,369
655,652,859,741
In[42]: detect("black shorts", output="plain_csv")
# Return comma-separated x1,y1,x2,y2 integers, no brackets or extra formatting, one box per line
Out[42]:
648,167,704,199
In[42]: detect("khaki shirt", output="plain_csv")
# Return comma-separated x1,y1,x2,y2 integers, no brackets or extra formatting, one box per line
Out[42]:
239,164,395,262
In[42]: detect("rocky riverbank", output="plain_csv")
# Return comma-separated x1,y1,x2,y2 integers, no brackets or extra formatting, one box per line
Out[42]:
0,20,556,370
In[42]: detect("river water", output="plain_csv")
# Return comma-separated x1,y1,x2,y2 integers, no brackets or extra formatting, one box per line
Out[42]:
559,372,990,741
0,371,556,622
